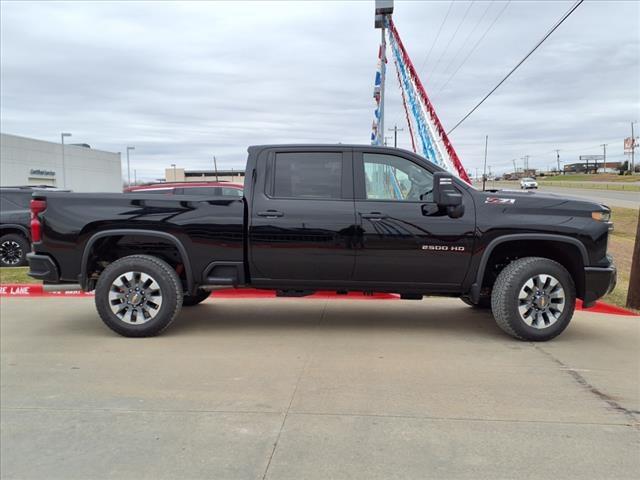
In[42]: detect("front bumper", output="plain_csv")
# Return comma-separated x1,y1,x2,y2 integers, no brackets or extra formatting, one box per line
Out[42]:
582,263,617,307
27,253,60,283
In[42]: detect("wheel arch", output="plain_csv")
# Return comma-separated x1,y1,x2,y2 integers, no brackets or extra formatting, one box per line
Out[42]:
471,234,588,302
0,224,30,240
80,229,194,293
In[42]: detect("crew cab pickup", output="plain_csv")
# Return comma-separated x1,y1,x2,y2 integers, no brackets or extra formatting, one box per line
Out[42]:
28,145,617,340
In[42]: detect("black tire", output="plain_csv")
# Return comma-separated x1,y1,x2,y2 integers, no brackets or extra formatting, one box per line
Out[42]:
95,255,183,337
491,257,576,341
0,233,29,267
182,288,211,307
460,296,491,309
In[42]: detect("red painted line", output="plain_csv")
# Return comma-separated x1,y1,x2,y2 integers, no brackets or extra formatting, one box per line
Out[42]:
1,284,637,316
575,299,639,316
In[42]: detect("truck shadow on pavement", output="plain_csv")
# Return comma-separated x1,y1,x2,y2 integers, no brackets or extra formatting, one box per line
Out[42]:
164,300,512,340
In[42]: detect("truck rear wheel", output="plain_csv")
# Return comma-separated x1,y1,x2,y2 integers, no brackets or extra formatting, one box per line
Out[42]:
95,255,183,337
491,257,575,341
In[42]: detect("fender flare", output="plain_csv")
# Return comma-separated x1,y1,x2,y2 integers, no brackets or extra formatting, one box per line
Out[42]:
470,233,588,302
80,229,194,292
0,223,30,239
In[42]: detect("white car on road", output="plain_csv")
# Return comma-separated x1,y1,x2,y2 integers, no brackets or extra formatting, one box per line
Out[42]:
520,177,538,189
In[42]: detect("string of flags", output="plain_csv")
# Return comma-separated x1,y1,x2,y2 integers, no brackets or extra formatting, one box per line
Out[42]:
371,18,471,184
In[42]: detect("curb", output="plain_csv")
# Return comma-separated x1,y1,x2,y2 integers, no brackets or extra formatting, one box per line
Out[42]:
1,284,637,316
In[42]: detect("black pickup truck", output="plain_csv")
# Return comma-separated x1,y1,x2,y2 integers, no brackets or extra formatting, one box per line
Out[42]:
28,145,616,341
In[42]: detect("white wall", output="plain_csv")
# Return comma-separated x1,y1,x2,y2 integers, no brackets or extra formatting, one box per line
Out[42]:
0,133,122,192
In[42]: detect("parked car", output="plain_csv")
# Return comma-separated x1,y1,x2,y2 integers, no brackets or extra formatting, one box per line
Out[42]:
124,181,243,196
28,145,616,341
520,177,538,189
0,186,68,267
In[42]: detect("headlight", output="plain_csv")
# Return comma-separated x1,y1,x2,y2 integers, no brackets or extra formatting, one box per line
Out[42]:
591,211,611,222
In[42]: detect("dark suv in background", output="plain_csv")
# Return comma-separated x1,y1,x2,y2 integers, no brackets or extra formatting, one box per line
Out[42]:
0,186,67,267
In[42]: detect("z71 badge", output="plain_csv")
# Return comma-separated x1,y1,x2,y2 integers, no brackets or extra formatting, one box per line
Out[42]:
485,197,515,204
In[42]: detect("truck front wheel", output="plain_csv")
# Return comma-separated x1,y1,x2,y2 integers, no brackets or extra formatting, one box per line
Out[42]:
491,257,576,341
95,255,183,337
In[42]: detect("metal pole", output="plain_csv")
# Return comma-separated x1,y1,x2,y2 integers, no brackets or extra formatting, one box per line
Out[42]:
555,149,561,174
61,134,65,188
379,24,386,144
126,149,130,185
631,122,636,173
60,133,71,188
512,159,517,176
482,135,488,191
134,169,137,185
171,164,177,181
213,156,219,181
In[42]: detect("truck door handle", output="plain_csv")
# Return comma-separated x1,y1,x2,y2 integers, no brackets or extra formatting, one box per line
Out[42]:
361,212,386,221
257,210,284,218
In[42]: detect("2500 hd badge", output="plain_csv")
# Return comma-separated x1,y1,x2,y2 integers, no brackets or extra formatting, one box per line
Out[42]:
421,245,466,252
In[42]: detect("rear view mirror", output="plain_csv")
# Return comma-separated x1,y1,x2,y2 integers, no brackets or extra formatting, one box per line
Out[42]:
432,172,464,218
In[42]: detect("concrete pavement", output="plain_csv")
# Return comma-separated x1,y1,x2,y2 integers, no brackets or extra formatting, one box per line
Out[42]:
1,297,639,479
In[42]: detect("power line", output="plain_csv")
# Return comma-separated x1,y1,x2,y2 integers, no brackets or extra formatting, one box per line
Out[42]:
428,1,476,82
433,0,495,92
417,1,455,77
447,0,585,135
436,1,511,95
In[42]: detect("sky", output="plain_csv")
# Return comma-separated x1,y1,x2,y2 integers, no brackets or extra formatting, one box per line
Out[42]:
1,0,639,181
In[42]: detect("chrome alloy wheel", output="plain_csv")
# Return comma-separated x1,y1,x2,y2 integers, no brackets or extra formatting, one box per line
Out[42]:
108,271,163,324
0,240,23,266
518,274,565,329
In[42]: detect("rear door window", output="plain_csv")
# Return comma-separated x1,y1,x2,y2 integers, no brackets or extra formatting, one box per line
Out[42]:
272,152,343,199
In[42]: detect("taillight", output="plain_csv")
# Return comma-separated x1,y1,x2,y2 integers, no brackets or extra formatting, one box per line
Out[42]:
30,199,47,243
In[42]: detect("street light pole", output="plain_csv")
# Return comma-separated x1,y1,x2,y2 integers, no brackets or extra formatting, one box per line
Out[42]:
213,156,219,182
126,146,135,186
171,164,177,182
60,132,72,188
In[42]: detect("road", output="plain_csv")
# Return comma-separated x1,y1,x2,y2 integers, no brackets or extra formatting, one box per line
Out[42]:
538,186,639,209
484,181,639,208
1,297,639,479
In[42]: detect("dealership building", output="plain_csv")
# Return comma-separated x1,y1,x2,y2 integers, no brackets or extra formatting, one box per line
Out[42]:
165,166,245,183
0,133,123,192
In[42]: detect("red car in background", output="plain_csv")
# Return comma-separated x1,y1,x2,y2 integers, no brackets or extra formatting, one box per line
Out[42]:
124,181,244,197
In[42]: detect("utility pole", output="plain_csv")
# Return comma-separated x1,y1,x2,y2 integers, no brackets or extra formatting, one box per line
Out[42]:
482,135,488,191
512,159,517,176
213,156,219,181
555,149,561,174
388,124,404,148
599,144,607,173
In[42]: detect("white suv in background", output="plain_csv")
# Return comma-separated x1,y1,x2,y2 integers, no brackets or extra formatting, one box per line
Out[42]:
520,177,538,189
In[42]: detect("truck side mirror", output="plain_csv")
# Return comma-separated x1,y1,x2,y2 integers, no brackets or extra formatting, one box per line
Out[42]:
432,172,464,218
